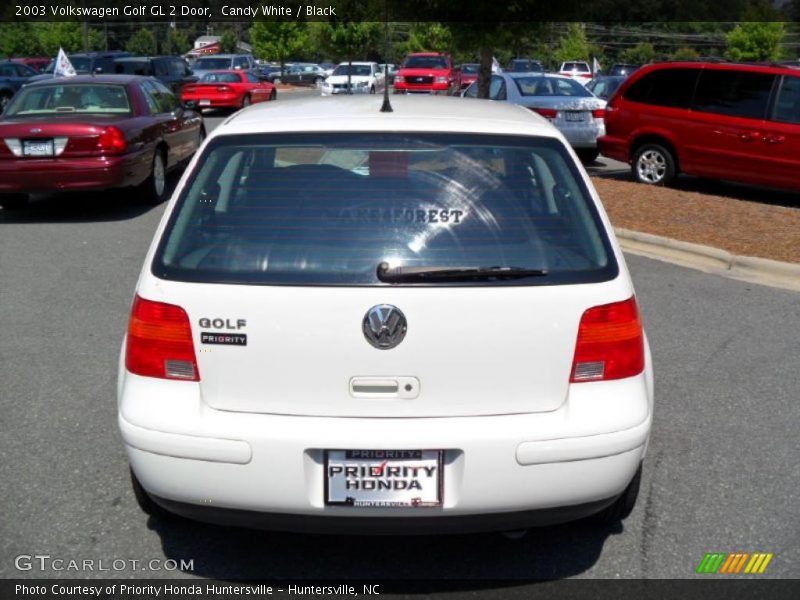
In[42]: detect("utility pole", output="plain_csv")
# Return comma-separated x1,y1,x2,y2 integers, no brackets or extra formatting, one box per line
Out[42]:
82,21,89,51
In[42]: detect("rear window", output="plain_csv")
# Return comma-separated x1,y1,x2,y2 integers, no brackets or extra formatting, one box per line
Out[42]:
4,83,131,116
514,76,592,97
195,57,232,70
562,63,589,72
153,133,617,286
200,72,241,83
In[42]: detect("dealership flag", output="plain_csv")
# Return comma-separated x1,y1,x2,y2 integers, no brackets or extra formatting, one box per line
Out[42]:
491,56,501,73
54,47,76,77
592,56,602,77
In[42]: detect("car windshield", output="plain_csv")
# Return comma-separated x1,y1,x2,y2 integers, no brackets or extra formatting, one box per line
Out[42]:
194,58,231,70
509,61,541,72
113,60,152,75
154,133,614,286
462,64,479,74
403,56,448,69
333,65,372,76
514,76,592,97
200,72,240,83
4,83,132,116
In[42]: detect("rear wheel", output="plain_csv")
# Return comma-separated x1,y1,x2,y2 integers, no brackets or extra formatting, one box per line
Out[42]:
633,143,676,186
369,85,376,94
577,148,600,163
590,464,642,525
0,193,28,209
137,149,168,205
270,89,277,101
241,94,251,108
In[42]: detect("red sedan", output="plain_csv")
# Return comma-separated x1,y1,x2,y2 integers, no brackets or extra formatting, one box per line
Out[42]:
0,74,204,209
181,70,276,110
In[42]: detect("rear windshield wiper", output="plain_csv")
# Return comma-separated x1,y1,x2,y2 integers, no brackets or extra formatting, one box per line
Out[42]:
376,262,548,282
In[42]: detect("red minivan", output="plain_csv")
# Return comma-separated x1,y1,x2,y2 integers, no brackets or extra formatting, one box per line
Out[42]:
599,61,800,191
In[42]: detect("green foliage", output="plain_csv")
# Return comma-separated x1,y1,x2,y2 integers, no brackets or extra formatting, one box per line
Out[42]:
219,29,238,54
725,22,785,62
671,46,701,61
553,23,591,65
0,23,39,57
322,22,383,62
125,29,156,56
33,23,102,55
621,42,657,65
163,28,191,56
250,21,308,66
402,22,453,55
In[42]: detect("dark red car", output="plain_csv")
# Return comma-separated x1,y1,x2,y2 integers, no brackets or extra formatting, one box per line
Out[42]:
460,63,479,90
181,70,276,110
11,57,51,73
0,75,204,209
394,52,461,95
599,61,800,191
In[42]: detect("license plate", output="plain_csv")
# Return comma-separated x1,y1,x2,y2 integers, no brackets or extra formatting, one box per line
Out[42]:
325,450,443,507
565,111,585,122
199,99,211,106
23,140,54,157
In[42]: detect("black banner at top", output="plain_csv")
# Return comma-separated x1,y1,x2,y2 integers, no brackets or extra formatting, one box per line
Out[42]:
2,0,798,22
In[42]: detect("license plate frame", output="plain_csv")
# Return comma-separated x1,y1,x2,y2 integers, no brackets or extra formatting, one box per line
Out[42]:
564,111,586,122
22,139,54,157
324,449,444,508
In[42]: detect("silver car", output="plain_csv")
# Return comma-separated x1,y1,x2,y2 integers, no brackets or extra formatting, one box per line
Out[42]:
463,72,606,163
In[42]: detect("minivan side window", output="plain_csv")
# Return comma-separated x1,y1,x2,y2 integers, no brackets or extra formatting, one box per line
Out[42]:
773,75,800,125
691,70,775,120
624,68,699,108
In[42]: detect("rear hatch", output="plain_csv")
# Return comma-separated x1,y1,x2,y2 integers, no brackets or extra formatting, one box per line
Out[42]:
146,131,622,418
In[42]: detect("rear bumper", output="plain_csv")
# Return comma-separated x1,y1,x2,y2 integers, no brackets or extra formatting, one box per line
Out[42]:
118,365,653,531
598,134,630,163
183,94,240,108
394,84,451,95
559,121,606,149
0,150,150,193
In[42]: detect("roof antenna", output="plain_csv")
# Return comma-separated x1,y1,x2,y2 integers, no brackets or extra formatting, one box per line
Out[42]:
379,1,393,113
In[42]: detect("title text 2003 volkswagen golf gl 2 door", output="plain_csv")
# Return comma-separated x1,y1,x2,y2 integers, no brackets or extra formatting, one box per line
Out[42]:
118,96,653,534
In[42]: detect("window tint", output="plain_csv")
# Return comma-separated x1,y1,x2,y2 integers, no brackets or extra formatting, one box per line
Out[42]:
624,68,699,108
168,59,188,77
489,76,506,100
233,56,250,69
154,134,616,287
771,75,800,124
154,60,170,77
692,70,775,119
514,76,591,98
115,60,153,76
245,72,261,84
4,84,131,116
141,79,178,113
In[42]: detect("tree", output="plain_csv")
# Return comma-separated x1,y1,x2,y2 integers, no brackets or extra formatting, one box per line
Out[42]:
219,29,238,53
401,22,453,55
0,23,41,57
725,22,785,62
125,29,157,56
553,23,591,65
621,42,657,65
164,28,191,56
250,21,308,74
34,22,102,55
671,46,701,61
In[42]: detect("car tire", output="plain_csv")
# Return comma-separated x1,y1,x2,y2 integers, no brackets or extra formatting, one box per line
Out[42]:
137,149,169,205
0,92,12,114
0,193,28,210
369,85,376,94
241,94,251,108
270,89,277,101
633,143,676,186
577,149,600,163
589,464,642,525
130,468,174,520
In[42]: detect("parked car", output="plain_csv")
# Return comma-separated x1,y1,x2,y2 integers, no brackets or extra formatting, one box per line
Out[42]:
119,95,652,533
506,58,544,73
258,65,283,83
270,63,329,85
460,63,479,89
0,61,38,113
463,72,606,162
29,52,131,82
394,52,461,95
585,75,626,101
182,70,276,109
0,75,204,209
607,63,641,77
599,61,800,190
190,54,257,79
320,62,385,95
10,57,51,73
378,63,398,84
112,56,197,95
559,61,593,85
319,62,337,77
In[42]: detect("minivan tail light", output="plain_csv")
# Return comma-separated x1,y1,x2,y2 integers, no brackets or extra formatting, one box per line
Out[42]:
97,127,127,155
531,107,558,119
126,295,199,381
570,297,644,383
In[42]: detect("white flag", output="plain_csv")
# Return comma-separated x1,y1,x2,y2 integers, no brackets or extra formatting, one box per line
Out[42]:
54,47,76,78
491,56,501,73
592,57,602,77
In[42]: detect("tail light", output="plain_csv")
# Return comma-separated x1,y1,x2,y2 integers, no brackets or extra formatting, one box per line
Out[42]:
530,107,558,119
592,108,606,119
97,127,127,155
394,75,405,83
570,297,644,383
216,85,231,92
125,295,199,381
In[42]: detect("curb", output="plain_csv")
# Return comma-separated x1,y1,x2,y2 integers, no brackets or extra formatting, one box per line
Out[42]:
614,228,800,292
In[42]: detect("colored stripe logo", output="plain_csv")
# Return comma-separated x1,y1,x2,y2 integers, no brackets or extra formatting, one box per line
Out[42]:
696,552,773,574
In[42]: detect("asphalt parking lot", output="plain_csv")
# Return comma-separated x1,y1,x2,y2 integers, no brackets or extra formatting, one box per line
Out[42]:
1,93,798,584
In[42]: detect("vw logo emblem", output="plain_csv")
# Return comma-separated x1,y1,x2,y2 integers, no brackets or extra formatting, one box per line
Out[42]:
362,305,407,350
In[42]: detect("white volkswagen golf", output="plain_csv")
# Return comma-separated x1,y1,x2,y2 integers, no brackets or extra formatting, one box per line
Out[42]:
118,95,653,534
